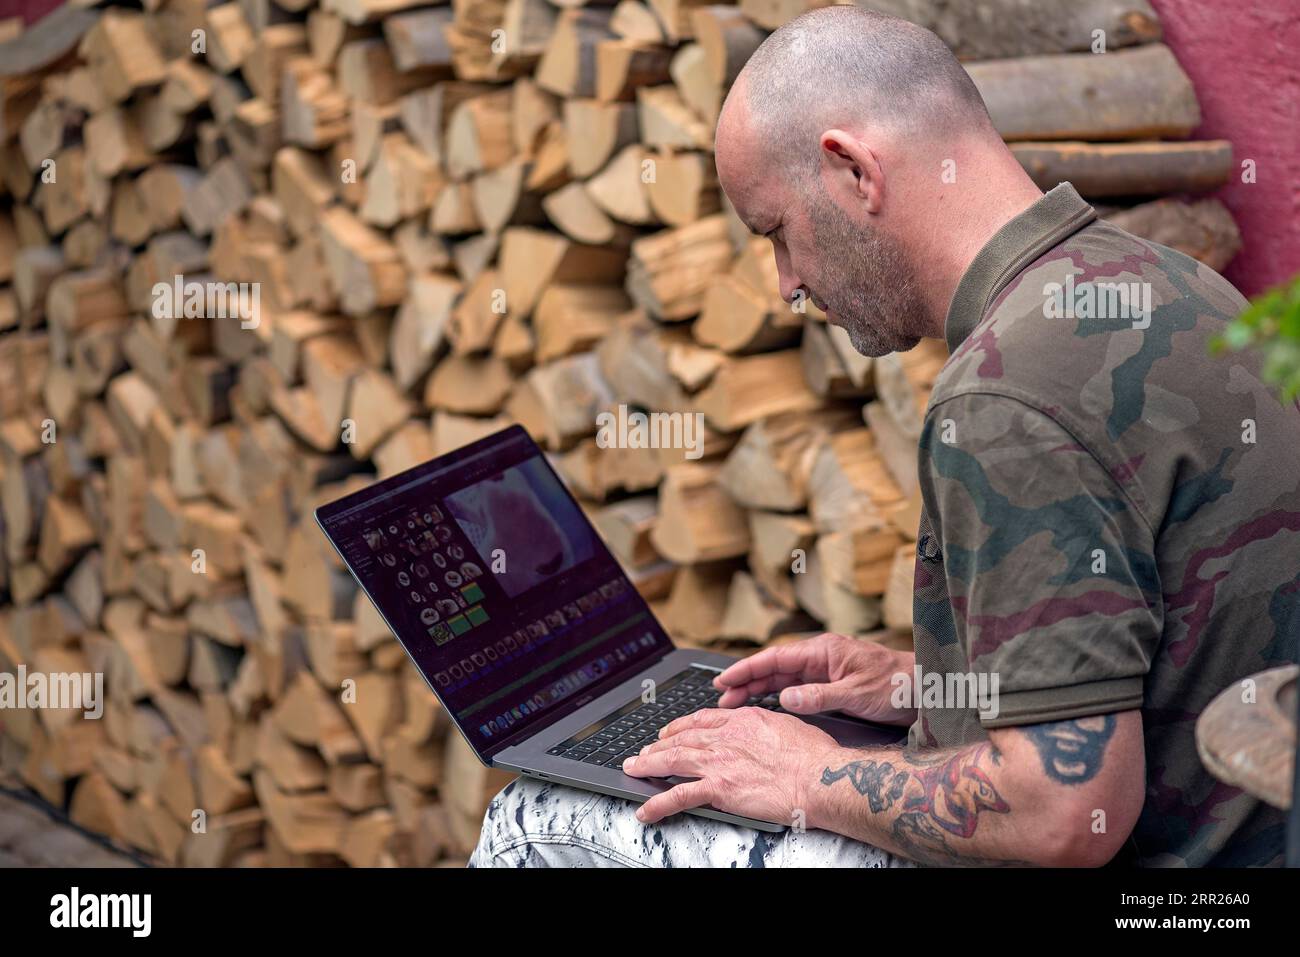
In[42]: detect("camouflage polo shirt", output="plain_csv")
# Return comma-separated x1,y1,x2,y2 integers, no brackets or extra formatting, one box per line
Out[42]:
909,182,1299,867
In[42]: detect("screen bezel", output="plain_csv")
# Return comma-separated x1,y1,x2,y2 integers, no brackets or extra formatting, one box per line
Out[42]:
314,424,675,764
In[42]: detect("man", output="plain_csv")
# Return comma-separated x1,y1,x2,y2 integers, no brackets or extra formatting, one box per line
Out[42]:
471,7,1298,867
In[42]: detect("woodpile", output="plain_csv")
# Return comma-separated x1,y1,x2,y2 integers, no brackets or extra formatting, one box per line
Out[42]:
0,0,1240,866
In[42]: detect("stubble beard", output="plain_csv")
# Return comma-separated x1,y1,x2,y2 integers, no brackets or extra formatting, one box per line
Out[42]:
807,185,927,358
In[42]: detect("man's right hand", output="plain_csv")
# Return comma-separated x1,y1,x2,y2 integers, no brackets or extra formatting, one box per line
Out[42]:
713,633,917,725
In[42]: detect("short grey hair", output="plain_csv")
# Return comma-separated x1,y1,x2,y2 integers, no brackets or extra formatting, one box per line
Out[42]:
734,6,994,180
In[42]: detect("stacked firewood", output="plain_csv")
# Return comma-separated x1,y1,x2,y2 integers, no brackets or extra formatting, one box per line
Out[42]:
0,0,1240,865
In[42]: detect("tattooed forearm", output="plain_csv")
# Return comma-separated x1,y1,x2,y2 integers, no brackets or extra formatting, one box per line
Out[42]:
817,716,1131,865
821,743,1016,865
905,742,1007,839
1024,715,1116,784
889,814,1027,867
820,761,908,813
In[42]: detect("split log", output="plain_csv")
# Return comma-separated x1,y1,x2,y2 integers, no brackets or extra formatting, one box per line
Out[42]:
694,349,821,432
717,407,860,511
648,463,749,563
808,428,905,534
625,213,732,320
720,570,816,643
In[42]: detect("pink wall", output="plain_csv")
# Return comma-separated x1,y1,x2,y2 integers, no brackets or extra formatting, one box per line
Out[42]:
1150,0,1300,295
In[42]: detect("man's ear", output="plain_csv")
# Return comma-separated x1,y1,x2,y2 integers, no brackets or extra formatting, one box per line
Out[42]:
820,129,884,214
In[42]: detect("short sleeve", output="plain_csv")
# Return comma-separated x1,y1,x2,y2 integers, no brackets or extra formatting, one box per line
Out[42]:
918,393,1162,728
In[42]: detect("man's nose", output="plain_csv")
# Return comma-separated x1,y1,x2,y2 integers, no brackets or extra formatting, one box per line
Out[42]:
769,238,805,308
775,266,804,307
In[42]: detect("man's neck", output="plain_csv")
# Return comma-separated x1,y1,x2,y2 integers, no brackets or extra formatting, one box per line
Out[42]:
908,154,1044,338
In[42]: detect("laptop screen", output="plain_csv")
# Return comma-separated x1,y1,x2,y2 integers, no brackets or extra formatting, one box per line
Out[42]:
316,425,674,760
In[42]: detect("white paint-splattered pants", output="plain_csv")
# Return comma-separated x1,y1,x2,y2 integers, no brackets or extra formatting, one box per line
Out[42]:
468,777,912,868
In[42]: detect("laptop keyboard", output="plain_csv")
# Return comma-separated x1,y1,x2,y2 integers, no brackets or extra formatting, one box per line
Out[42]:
546,665,782,771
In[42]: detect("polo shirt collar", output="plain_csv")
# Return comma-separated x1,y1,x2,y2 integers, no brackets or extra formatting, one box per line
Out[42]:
943,182,1097,353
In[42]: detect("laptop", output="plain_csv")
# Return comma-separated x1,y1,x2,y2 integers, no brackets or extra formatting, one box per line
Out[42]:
316,424,902,832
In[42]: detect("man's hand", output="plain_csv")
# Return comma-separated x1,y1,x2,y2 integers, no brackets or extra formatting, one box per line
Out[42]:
622,707,841,826
713,633,916,724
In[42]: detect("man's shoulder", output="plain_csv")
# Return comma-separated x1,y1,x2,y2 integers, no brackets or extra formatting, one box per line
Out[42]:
924,219,1278,529
930,220,1252,431
936,219,1246,397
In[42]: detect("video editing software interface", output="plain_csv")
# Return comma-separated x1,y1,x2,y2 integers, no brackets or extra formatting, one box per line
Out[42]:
318,427,672,758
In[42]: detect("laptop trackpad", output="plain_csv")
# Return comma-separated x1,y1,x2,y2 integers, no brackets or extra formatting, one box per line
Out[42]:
800,712,906,748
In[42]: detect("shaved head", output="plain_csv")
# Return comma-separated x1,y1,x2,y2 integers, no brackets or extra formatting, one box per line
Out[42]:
714,7,1025,358
733,6,994,183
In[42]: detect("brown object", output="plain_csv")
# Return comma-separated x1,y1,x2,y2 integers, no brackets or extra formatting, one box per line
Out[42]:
856,0,1161,60
1104,198,1242,274
649,463,750,563
1011,140,1234,198
694,350,821,432
625,214,732,320
717,408,859,511
1196,665,1297,811
966,45,1200,141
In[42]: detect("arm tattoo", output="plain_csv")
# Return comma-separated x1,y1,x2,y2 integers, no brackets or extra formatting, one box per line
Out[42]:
1023,715,1116,784
820,761,908,813
822,743,1020,865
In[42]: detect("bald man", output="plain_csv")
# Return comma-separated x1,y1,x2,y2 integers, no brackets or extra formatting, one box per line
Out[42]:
471,7,1297,867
